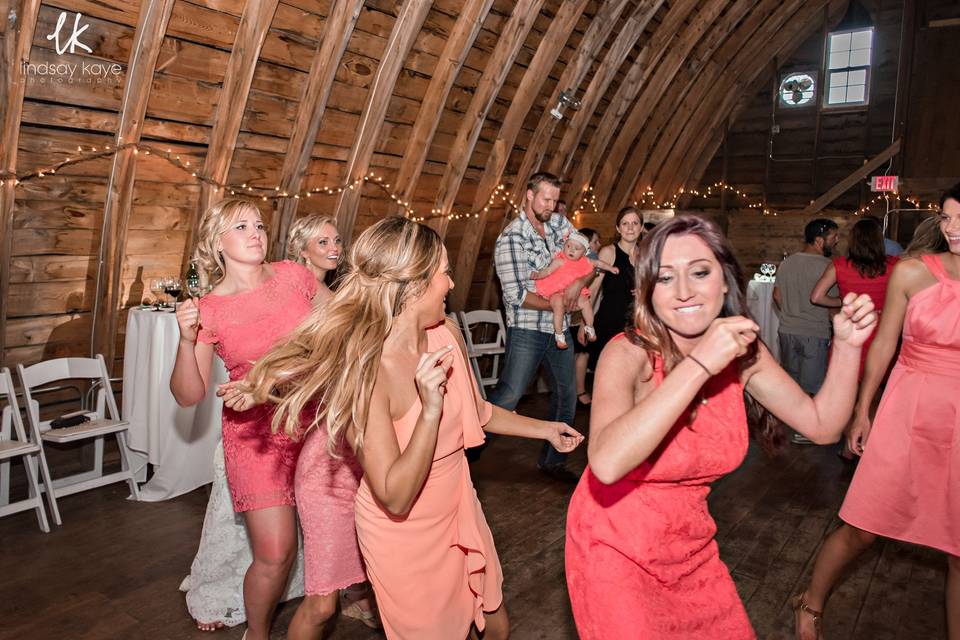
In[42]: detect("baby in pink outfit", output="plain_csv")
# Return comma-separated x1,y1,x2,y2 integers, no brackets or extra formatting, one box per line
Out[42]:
531,232,618,349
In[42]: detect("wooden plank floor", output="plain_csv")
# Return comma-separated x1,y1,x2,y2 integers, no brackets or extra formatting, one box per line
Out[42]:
0,394,948,639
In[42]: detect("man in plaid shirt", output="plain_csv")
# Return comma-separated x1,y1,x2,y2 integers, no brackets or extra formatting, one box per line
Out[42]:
489,172,591,483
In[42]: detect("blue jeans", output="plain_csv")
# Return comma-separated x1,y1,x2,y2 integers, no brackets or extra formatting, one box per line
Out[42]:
487,327,577,468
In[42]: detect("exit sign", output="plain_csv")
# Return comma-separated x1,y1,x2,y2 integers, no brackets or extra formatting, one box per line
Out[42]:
871,175,899,192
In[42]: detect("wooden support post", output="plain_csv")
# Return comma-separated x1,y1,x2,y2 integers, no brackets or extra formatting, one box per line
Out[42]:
801,139,902,215
91,0,176,367
811,6,829,196
335,0,432,244
565,0,700,212
269,0,364,260
763,57,778,208
430,0,546,239
185,0,280,273
548,0,663,178
0,0,40,366
449,0,590,311
510,0,633,199
390,0,494,217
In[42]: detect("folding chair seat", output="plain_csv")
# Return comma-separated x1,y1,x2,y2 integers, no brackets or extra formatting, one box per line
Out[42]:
0,367,55,532
17,355,140,525
457,310,507,399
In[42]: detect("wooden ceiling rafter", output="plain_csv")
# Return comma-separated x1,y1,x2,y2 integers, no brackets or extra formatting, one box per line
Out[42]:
653,0,847,199
605,0,765,212
268,0,365,260
593,0,732,212
509,0,634,201
90,0,176,366
548,0,666,179
389,0,495,217
186,0,281,271
564,0,701,212
449,0,592,310
0,0,41,362
335,0,434,243
428,0,548,240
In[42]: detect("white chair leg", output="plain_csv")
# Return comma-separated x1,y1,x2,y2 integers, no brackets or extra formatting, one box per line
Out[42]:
34,447,61,526
115,430,140,500
23,452,50,533
93,436,104,478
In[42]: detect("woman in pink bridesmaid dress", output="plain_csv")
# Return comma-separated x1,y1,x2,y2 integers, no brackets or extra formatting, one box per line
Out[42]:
249,217,584,639
794,185,960,640
565,216,878,640
172,200,317,640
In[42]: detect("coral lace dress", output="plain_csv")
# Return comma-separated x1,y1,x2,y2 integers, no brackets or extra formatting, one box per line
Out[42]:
839,253,960,555
197,260,315,512
354,324,503,639
566,345,755,639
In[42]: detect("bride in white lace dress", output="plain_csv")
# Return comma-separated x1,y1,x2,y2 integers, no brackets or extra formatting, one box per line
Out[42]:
180,440,306,628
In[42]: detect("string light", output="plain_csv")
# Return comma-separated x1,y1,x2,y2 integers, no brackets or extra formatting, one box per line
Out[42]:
2,148,939,221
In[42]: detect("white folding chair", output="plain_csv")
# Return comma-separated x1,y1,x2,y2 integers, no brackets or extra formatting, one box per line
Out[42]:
18,355,140,525
458,310,507,399
0,368,55,532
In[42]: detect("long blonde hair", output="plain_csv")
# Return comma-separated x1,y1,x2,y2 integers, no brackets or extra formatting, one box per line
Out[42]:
246,217,444,451
286,214,338,265
193,199,263,284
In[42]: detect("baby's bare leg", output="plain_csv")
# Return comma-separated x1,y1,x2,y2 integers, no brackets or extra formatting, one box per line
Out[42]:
550,294,565,334
578,295,595,327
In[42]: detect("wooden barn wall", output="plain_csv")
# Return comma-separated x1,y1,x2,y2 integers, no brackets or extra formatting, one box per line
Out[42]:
692,0,959,273
2,0,608,371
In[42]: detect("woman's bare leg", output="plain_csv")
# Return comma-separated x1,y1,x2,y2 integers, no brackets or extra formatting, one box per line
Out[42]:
796,523,876,639
242,505,298,640
287,593,338,640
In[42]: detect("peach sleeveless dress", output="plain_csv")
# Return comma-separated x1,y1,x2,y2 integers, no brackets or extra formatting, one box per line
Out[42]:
354,324,503,639
839,253,960,555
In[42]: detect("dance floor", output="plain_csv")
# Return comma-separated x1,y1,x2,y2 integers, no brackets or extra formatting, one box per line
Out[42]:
0,394,947,639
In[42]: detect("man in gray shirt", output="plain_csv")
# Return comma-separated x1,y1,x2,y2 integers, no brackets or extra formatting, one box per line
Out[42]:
774,219,839,441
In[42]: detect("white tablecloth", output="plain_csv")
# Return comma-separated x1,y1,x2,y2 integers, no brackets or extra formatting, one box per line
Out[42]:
746,280,780,362
123,308,228,501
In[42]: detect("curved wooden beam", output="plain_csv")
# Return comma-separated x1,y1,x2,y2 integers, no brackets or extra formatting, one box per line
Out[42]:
91,0,176,365
509,0,633,201
429,0,547,240
390,0,495,217
335,0,433,243
654,0,845,199
269,0,364,260
564,0,700,212
605,0,763,212
549,0,665,179
594,0,731,212
448,0,590,310
185,0,279,272
0,0,41,364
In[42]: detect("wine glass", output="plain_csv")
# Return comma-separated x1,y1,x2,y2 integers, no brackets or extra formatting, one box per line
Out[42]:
164,276,183,310
186,278,203,299
150,278,165,311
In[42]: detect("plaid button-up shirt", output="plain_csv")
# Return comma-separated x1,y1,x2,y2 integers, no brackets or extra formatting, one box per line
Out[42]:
494,210,575,333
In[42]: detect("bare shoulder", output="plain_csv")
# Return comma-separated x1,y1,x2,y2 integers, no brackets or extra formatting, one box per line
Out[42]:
598,244,616,262
891,256,937,295
597,334,651,379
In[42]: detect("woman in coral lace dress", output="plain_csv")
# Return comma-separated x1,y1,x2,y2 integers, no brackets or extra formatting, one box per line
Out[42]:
565,216,877,640
793,185,960,640
172,200,317,640
249,217,584,639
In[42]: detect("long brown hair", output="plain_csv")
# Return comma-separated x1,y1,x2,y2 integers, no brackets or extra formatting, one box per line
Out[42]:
846,218,888,278
628,215,783,454
246,217,444,451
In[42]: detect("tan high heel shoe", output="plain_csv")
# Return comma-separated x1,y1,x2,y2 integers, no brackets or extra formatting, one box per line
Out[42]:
791,592,823,639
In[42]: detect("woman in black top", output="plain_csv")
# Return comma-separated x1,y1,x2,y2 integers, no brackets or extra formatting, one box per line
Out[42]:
579,207,643,404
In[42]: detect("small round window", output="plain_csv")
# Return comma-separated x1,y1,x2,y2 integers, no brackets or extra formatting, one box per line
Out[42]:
779,73,816,107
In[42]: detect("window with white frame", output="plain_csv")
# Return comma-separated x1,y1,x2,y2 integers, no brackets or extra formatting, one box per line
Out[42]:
825,27,873,107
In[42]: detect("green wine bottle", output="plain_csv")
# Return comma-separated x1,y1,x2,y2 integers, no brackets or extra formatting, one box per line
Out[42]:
186,260,201,297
